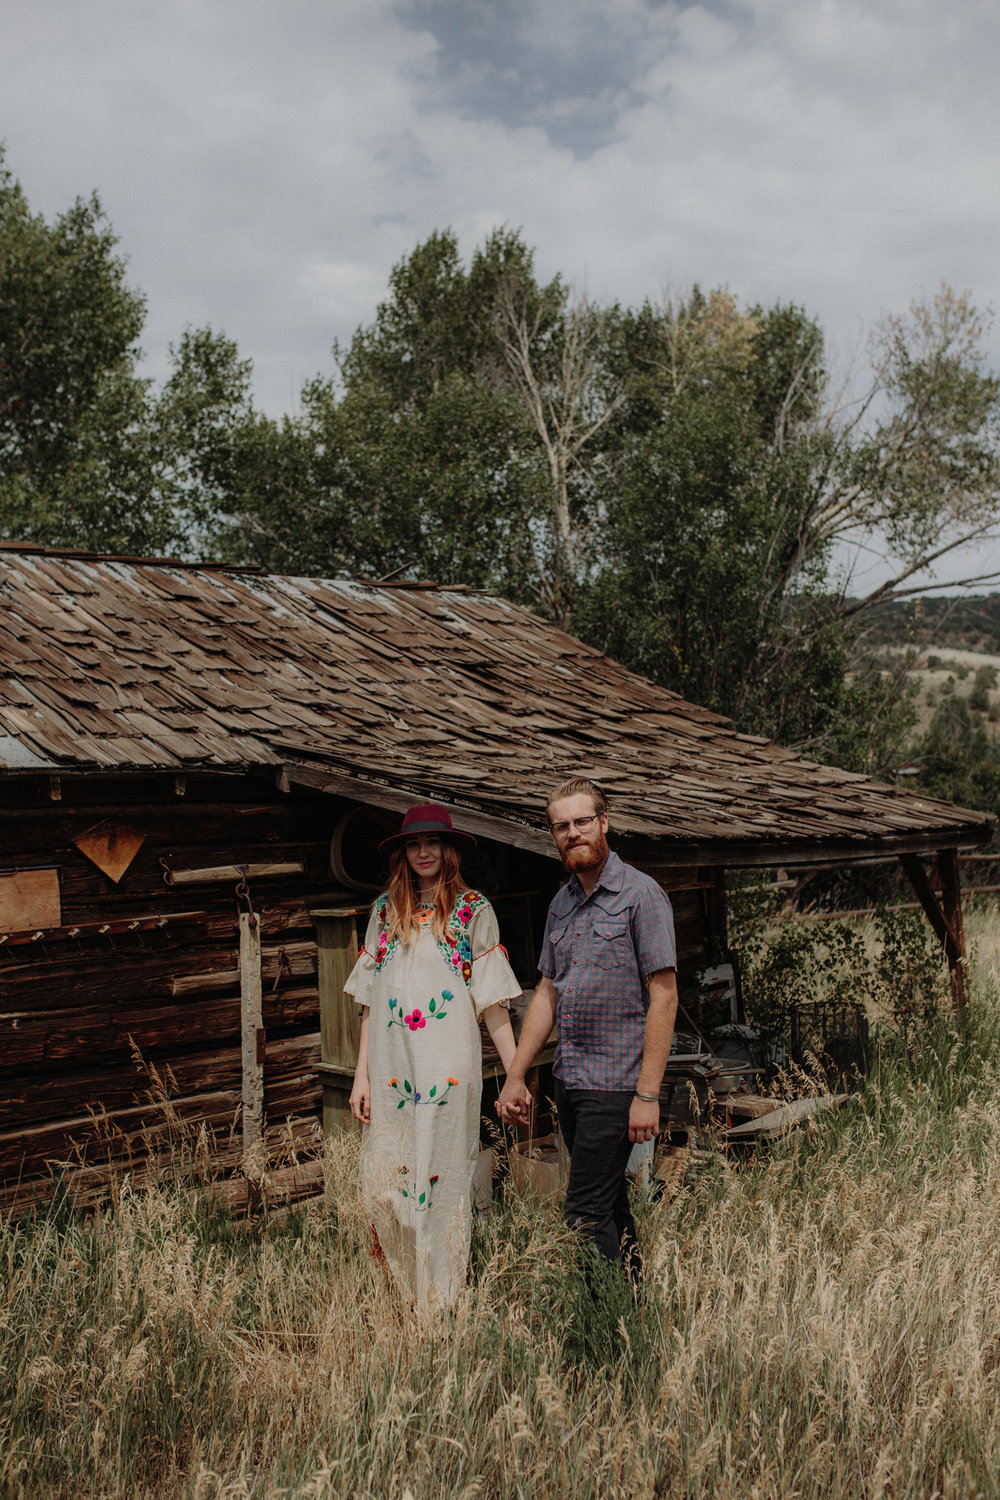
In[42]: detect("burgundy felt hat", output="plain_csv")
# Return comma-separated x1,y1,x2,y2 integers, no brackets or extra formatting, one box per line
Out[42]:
377,803,477,855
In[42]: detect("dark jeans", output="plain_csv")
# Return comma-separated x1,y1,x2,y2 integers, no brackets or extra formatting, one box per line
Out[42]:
554,1078,640,1278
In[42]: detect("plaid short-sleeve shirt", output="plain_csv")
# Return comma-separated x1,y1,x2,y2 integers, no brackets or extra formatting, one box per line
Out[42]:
538,850,677,1091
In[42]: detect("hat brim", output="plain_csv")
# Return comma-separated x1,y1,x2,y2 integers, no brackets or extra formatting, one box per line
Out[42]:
378,822,477,855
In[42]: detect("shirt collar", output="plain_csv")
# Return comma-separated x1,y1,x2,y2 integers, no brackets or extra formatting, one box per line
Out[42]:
567,848,624,906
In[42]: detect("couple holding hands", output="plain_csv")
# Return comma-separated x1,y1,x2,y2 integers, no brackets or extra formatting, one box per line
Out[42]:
345,777,678,1307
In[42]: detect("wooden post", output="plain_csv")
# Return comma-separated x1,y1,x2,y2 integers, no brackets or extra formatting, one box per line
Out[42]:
239,908,265,1168
310,905,363,1136
899,850,967,1011
938,848,967,1011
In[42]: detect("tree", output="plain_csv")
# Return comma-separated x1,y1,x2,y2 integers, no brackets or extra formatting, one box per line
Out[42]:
575,284,1000,759
790,285,1000,612
0,151,176,552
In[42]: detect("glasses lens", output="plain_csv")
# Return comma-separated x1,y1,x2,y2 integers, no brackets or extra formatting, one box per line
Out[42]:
551,815,596,836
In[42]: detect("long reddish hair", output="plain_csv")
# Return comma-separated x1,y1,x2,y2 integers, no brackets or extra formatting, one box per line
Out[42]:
384,839,465,944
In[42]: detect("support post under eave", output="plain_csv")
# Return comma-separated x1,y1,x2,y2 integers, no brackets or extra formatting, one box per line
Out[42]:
899,849,967,1011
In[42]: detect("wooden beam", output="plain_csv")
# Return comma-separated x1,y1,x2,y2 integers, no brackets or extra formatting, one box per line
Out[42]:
170,860,305,886
282,762,558,858
629,824,992,870
899,852,966,1010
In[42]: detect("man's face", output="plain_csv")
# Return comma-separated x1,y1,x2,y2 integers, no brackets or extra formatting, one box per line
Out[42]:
548,792,609,875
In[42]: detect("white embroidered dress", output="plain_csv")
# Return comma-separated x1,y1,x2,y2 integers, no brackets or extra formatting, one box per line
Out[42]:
344,890,520,1306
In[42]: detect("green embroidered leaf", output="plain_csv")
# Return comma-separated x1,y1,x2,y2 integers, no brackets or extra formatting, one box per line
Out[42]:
429,1085,437,1098
418,1192,426,1205
429,998,436,1013
404,1079,412,1093
397,1100,406,1109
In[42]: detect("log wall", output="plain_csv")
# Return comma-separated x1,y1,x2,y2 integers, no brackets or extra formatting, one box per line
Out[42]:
0,770,344,1210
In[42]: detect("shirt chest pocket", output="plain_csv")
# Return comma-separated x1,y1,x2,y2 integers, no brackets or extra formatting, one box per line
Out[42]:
591,918,631,969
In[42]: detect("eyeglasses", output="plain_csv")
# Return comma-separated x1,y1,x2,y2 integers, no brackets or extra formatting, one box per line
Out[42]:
549,814,600,838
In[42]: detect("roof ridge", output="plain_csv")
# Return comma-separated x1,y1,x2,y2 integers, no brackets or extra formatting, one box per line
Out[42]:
0,542,263,573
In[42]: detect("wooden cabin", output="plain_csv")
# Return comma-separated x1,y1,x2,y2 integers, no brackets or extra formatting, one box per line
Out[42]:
0,545,990,1210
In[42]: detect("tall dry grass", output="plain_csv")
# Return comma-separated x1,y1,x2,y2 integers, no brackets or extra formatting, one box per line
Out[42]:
6,910,1000,1498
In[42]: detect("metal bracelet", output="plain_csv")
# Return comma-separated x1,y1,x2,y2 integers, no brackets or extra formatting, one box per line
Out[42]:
634,1089,659,1103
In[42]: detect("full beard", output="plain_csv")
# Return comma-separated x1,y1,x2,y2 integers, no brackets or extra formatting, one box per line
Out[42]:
562,832,610,874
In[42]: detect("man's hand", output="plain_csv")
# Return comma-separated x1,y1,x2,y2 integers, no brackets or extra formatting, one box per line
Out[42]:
628,1096,659,1144
496,1073,534,1126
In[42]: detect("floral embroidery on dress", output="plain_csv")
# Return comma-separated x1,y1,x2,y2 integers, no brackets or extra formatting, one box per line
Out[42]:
435,890,489,990
387,990,455,1029
399,1170,439,1211
388,1076,459,1108
372,894,399,971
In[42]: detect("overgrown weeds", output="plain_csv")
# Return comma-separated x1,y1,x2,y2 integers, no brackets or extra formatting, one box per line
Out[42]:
6,939,1000,1497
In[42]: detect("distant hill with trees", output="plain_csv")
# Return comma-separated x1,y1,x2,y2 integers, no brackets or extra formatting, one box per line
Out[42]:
864,596,1000,657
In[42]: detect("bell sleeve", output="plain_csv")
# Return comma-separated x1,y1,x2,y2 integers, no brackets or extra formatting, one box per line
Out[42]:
342,906,382,1010
468,901,522,1018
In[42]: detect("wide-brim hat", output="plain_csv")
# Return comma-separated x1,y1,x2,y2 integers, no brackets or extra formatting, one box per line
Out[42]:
378,802,477,855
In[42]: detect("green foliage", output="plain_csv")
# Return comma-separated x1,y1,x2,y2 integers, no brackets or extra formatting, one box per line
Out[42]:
912,693,1000,815
737,910,951,1050
0,152,175,552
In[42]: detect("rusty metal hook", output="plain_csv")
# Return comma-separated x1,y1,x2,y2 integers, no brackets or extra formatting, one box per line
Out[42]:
235,866,258,929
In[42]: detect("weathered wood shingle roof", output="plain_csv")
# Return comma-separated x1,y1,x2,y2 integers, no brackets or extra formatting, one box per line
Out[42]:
0,546,989,865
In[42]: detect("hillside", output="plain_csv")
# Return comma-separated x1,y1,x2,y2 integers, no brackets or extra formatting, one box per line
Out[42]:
863,594,1000,654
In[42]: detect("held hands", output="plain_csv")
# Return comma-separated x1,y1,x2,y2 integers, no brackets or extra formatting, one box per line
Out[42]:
349,1073,371,1125
496,1074,534,1126
628,1096,659,1144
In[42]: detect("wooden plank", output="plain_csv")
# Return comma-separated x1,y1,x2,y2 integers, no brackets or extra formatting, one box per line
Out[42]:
239,909,264,1166
170,860,305,885
724,1094,852,1137
0,868,61,933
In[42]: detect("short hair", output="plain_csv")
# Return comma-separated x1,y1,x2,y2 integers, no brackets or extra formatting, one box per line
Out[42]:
545,776,608,821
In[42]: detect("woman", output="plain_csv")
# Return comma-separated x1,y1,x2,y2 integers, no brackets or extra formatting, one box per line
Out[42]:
346,803,520,1307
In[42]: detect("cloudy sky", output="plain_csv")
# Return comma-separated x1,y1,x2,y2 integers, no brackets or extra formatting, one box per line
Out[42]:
3,0,999,583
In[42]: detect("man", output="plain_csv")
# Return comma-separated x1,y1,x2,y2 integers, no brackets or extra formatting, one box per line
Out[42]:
497,776,678,1277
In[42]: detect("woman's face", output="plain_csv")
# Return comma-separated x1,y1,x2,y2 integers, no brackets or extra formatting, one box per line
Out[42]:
405,834,443,888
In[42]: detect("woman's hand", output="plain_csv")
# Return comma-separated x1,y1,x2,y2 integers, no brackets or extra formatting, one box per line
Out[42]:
350,1010,371,1124
349,1072,371,1124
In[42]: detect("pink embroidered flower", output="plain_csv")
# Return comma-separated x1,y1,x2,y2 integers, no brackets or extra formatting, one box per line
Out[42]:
451,951,462,966
404,1010,426,1031
458,904,472,924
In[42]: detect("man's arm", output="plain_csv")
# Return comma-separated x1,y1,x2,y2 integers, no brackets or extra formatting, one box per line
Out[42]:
495,976,558,1126
628,967,678,1144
